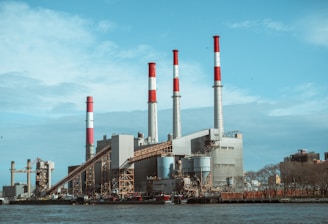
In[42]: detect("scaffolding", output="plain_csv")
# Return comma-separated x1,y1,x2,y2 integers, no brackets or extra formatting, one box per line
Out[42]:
111,168,134,198
100,151,111,197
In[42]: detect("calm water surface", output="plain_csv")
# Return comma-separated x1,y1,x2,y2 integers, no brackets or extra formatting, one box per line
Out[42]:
0,203,327,223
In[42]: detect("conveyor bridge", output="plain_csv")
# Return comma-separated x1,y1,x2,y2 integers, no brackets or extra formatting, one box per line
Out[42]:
47,141,172,195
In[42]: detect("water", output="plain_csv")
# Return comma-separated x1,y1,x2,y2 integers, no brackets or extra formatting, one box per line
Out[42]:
0,203,327,224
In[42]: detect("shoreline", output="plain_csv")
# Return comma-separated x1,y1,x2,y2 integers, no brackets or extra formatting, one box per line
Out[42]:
5,197,328,205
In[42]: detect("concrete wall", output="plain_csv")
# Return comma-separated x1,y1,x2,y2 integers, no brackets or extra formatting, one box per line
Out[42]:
172,129,244,188
111,134,134,169
172,129,209,155
210,134,243,187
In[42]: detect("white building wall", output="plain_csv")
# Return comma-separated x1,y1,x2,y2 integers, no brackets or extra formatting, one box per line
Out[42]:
210,135,243,187
111,134,134,169
172,129,209,155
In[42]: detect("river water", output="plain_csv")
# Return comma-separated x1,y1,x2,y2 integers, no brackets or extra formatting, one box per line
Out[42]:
0,203,327,223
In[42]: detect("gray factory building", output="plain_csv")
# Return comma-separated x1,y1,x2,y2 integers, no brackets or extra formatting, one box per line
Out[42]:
94,129,243,193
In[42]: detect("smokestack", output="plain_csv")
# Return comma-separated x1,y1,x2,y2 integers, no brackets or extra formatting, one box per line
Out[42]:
11,161,15,186
148,62,158,144
172,50,182,139
86,96,94,160
27,159,31,198
213,36,224,140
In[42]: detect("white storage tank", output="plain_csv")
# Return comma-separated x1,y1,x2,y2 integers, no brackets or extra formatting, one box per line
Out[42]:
193,156,211,181
157,157,175,179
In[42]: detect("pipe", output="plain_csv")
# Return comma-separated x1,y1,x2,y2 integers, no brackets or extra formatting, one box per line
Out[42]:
86,96,95,160
213,36,224,139
172,50,182,139
148,62,158,144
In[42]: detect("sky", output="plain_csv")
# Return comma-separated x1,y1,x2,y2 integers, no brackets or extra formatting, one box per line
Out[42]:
0,0,327,188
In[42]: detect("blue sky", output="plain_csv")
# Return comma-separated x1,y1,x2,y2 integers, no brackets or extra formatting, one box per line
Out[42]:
0,0,327,188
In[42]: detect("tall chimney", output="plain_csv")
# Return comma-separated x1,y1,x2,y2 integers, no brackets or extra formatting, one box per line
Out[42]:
86,96,94,160
27,159,31,198
148,62,158,144
11,161,15,186
213,36,224,140
172,50,182,139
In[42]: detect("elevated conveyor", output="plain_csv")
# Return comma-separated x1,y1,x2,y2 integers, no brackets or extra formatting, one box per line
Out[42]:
130,141,172,163
47,145,111,195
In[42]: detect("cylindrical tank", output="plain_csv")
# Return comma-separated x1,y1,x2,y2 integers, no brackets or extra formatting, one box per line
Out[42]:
157,157,175,179
138,132,144,138
193,156,211,181
181,157,194,175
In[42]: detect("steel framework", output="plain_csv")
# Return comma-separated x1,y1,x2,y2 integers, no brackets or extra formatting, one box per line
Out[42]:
100,151,111,197
47,141,173,197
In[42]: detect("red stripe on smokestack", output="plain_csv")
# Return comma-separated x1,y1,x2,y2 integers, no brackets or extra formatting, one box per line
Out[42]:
173,78,179,91
148,62,156,77
87,96,93,112
148,90,156,102
87,129,94,144
214,36,220,52
215,67,221,81
173,49,178,65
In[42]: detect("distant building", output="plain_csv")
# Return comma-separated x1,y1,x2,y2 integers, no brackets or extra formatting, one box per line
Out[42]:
280,149,328,196
283,149,319,163
2,183,33,198
268,174,281,185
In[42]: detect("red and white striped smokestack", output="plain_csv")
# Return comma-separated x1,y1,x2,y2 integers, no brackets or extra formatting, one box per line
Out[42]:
172,49,182,139
213,36,224,140
148,62,158,143
86,96,95,160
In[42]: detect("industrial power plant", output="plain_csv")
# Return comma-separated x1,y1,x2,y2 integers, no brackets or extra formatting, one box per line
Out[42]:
4,36,244,203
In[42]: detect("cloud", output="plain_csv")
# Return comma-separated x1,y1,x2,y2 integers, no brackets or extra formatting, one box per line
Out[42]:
227,19,292,32
96,20,116,33
0,72,85,115
0,2,157,114
224,85,262,105
268,83,328,116
0,1,273,117
296,13,328,48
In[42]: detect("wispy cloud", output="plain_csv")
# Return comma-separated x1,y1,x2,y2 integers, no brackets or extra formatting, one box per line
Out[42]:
96,20,116,33
228,12,328,48
227,19,292,32
0,2,160,114
224,86,262,105
296,13,328,48
268,83,328,116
